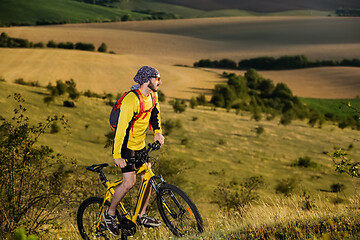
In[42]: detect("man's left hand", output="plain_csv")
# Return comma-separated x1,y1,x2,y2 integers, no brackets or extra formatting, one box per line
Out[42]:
154,133,165,145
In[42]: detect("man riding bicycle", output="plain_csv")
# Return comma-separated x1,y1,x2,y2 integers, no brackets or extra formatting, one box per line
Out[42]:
103,66,165,236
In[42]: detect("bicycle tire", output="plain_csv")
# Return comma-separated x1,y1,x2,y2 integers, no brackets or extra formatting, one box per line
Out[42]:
77,197,122,240
156,184,203,237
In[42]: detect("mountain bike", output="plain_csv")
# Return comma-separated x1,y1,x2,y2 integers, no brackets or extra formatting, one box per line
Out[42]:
77,142,203,240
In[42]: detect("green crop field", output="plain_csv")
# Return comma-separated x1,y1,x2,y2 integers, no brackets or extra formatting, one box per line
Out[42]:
0,0,148,26
1,79,359,239
302,98,360,120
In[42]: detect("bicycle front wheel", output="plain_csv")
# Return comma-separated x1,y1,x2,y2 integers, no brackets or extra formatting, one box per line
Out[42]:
156,184,203,237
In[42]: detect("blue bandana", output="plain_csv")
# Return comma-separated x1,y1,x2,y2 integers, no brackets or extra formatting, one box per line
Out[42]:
133,66,160,84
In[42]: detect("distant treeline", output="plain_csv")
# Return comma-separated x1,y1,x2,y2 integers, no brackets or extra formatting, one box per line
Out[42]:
194,55,360,70
0,32,111,53
133,10,180,20
336,8,360,16
75,0,120,4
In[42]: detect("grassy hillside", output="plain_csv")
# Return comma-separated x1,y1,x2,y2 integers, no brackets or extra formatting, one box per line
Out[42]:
0,0,148,26
0,0,341,26
1,80,359,238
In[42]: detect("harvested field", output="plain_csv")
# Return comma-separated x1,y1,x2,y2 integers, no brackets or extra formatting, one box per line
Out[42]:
0,16,359,99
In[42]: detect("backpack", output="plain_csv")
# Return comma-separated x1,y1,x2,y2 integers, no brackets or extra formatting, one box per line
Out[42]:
109,89,156,132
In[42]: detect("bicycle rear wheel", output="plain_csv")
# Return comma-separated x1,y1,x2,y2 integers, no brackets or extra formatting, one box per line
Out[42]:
77,197,122,240
156,184,203,237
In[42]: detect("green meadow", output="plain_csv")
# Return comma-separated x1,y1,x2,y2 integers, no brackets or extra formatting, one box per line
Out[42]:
301,98,360,120
1,78,359,239
0,0,148,26
0,0,334,26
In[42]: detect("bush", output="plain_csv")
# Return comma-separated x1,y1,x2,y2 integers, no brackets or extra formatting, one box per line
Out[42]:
157,90,165,102
190,97,198,109
63,100,75,108
104,131,115,148
57,42,74,49
97,42,107,52
292,156,318,168
169,99,187,113
50,122,60,134
14,78,26,85
47,40,57,48
255,126,265,136
0,94,71,235
331,183,345,193
162,119,182,136
55,80,67,95
213,176,264,213
75,42,95,51
33,42,44,48
43,96,54,106
275,177,298,196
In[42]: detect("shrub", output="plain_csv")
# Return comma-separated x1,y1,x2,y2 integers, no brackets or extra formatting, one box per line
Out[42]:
43,96,54,106
196,94,207,105
46,40,57,48
275,177,298,196
50,122,60,134
331,183,345,193
75,42,95,51
97,42,107,52
63,100,75,108
14,78,26,85
33,42,44,48
169,99,187,113
292,156,318,168
162,119,181,136
255,126,265,136
55,80,67,95
0,94,71,235
181,137,189,145
57,42,74,49
190,97,198,109
213,176,264,213
104,131,115,148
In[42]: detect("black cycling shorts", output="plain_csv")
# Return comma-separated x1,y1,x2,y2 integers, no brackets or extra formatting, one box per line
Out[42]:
121,147,147,173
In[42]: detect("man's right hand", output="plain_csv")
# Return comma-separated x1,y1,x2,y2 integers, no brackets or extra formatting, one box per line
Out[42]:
114,158,127,168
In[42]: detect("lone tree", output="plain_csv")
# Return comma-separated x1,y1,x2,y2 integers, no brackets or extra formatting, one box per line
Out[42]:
97,42,107,53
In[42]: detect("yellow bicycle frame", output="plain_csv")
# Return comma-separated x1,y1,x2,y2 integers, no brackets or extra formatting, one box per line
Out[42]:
96,161,156,229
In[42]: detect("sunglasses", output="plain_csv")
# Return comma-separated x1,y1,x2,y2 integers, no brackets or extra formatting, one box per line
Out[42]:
152,76,161,82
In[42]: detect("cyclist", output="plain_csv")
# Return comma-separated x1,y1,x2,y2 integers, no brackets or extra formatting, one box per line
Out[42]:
103,66,165,236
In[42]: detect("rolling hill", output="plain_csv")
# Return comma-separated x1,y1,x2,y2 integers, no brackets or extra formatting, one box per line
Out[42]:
1,0,356,27
0,16,359,99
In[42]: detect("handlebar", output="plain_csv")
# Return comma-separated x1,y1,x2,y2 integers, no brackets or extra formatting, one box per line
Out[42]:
147,141,161,153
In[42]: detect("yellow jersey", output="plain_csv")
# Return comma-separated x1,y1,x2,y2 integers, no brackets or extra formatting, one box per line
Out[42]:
112,90,162,159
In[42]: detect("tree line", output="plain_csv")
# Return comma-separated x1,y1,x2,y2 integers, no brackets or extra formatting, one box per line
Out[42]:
336,8,360,16
0,32,111,53
194,55,360,70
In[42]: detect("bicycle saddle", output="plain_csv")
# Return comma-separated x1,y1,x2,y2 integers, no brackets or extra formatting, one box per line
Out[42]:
86,163,109,172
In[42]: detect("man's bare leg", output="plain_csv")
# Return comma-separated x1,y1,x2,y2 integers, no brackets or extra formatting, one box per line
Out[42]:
108,171,136,216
